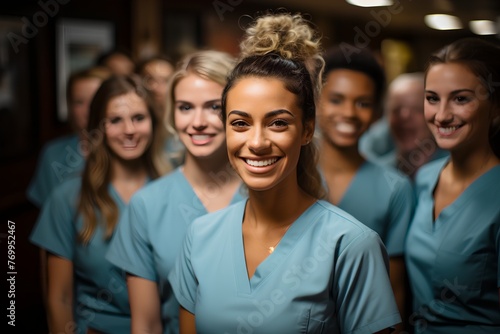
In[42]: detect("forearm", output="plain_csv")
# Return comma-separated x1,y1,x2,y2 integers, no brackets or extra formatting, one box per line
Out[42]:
128,274,163,334
46,298,75,334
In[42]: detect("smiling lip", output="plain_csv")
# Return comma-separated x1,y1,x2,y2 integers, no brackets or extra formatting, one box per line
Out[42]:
244,158,279,167
190,134,214,145
436,124,463,136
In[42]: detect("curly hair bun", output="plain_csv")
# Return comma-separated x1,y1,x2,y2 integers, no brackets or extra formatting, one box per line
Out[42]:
240,13,321,63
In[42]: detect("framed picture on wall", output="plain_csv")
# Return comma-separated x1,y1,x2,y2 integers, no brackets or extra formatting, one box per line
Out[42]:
56,19,114,122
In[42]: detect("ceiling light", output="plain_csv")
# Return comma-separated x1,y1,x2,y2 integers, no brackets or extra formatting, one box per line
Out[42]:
424,14,463,30
346,0,394,8
469,20,497,35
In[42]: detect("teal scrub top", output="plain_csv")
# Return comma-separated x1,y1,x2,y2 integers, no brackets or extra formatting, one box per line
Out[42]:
27,134,85,207
405,158,500,334
30,177,134,334
327,161,415,256
169,200,401,334
106,168,244,334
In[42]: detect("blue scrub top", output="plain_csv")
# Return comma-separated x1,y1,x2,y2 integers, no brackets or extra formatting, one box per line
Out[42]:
326,161,415,256
405,158,500,334
30,177,133,334
169,200,401,334
323,161,415,257
106,168,245,334
27,134,85,207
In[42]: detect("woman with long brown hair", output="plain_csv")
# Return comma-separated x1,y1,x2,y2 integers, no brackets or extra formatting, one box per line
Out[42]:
30,75,171,333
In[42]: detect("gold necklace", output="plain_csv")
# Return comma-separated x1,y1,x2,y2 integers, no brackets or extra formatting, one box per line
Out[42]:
267,224,292,254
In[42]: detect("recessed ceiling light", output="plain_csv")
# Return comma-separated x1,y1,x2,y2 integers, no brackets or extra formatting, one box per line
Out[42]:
424,14,463,30
469,20,497,35
346,0,394,7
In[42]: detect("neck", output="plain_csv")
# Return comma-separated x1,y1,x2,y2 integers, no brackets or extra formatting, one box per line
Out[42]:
245,177,315,229
448,146,499,181
110,157,149,182
319,138,365,173
182,153,239,189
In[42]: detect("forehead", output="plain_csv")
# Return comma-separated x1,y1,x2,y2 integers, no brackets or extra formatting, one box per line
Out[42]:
323,69,375,95
175,73,223,101
426,63,480,90
106,92,147,115
226,77,299,114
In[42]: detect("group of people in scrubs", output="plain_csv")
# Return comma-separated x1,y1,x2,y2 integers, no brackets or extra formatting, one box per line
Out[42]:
27,9,500,334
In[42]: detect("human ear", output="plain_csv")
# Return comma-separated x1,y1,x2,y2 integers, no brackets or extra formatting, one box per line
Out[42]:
302,119,315,145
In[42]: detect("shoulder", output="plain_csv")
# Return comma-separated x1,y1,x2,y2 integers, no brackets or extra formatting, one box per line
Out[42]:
130,168,184,204
414,157,448,187
40,134,79,155
362,161,413,194
313,200,384,253
49,177,82,201
189,201,246,234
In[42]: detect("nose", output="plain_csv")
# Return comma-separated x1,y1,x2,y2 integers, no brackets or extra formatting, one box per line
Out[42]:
341,102,356,118
192,108,208,131
248,126,271,154
123,118,135,134
434,101,453,124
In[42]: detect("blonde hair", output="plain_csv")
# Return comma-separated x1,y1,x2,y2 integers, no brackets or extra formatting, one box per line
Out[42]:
78,75,171,244
164,50,236,137
221,12,326,199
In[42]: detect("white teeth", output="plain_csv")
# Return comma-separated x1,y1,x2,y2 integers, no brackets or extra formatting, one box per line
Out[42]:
438,126,460,135
335,122,357,134
192,135,210,141
246,158,278,167
123,140,137,147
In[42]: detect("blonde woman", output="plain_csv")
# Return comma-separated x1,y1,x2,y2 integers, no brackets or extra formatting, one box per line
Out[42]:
106,50,243,334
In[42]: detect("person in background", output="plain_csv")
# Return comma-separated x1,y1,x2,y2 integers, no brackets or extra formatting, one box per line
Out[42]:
26,66,111,207
106,50,243,334
136,54,175,117
97,49,135,76
30,75,171,334
360,73,447,179
405,37,500,333
136,54,183,166
169,12,400,334
316,45,414,332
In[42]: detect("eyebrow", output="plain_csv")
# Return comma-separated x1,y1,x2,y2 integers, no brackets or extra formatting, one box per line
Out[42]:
227,109,295,118
425,89,476,95
175,99,221,104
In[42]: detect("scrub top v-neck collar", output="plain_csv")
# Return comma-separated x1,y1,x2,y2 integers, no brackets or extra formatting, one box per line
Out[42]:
232,200,323,294
429,160,500,230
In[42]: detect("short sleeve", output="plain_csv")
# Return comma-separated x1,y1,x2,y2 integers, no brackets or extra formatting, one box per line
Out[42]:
168,222,197,313
106,194,158,281
29,183,77,260
385,175,415,256
336,231,401,334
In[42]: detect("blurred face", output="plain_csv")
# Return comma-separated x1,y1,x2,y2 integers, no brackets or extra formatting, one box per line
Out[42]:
317,69,376,148
69,77,102,132
387,78,431,154
225,77,313,192
174,73,226,159
105,54,134,75
105,92,153,160
425,63,494,153
143,60,174,104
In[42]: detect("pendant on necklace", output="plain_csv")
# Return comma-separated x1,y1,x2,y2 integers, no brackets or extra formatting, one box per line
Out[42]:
268,246,275,254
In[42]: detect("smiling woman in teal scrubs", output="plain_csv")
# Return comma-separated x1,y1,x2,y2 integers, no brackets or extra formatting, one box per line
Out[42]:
405,38,500,334
169,12,400,334
30,75,171,333
106,50,243,334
